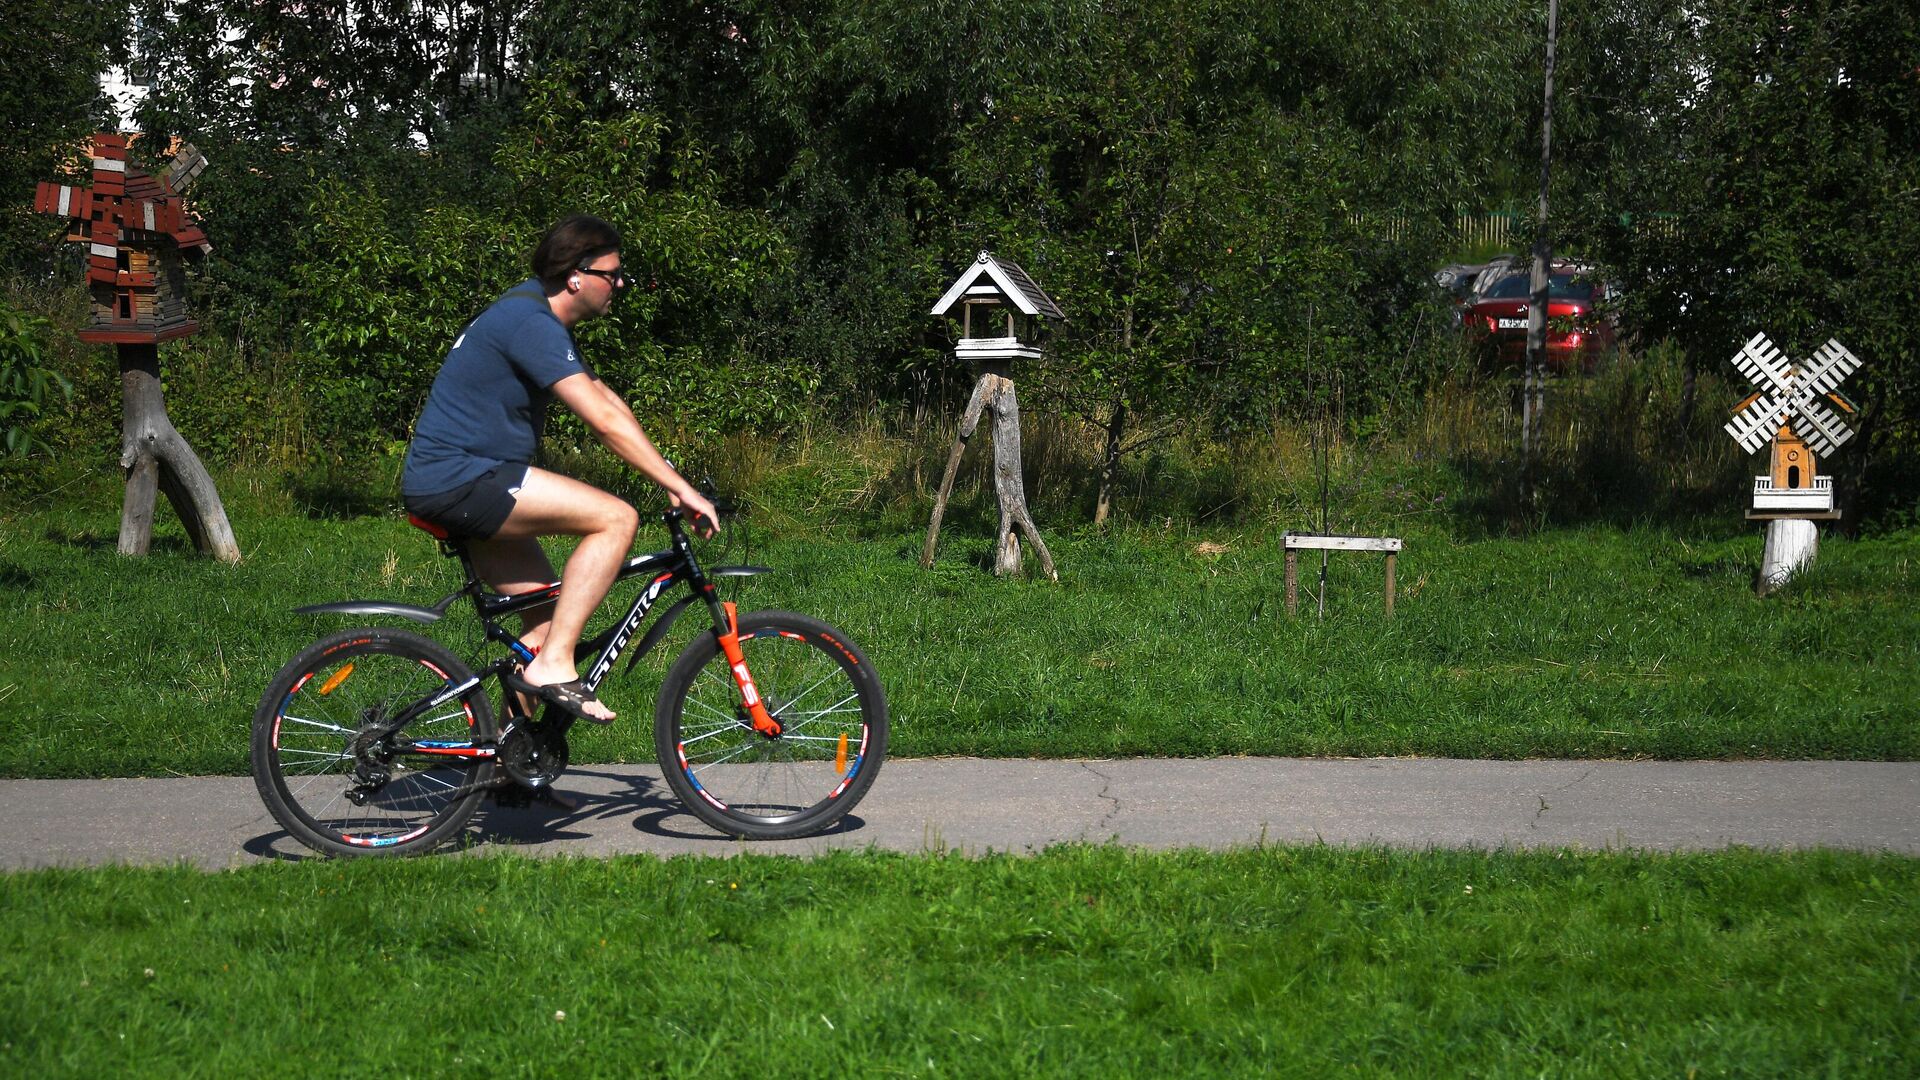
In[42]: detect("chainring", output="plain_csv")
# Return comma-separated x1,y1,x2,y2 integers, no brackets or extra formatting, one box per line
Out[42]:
498,722,570,789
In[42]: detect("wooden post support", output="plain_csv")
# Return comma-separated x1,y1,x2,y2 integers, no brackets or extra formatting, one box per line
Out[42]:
921,369,1056,580
1281,533,1403,618
117,343,241,562
1284,549,1299,617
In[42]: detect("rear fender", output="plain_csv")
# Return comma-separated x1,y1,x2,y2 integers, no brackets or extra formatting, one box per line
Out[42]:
294,590,464,624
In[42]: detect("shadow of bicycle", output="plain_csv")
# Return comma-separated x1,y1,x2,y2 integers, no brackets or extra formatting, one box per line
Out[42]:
239,766,871,858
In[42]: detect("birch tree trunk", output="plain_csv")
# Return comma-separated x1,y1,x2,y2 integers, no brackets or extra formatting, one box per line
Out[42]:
117,343,241,562
1093,398,1125,530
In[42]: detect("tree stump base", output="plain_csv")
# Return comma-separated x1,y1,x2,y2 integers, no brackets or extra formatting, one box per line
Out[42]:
117,343,240,563
922,369,1056,580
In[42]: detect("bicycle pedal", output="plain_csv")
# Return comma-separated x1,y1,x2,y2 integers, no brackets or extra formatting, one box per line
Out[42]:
528,787,584,813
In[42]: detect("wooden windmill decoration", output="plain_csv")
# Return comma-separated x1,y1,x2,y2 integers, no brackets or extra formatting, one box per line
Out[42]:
35,134,211,343
1724,332,1859,519
1724,332,1861,594
921,252,1062,579
33,134,238,562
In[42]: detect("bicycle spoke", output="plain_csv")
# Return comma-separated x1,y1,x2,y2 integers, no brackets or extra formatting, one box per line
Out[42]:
279,715,356,735
687,739,761,772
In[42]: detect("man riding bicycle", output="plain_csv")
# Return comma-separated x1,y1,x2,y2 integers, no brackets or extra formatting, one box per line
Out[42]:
400,214,717,724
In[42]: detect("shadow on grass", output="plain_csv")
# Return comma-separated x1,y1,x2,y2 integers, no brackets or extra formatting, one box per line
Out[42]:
1445,443,1750,541
41,527,198,554
285,457,402,521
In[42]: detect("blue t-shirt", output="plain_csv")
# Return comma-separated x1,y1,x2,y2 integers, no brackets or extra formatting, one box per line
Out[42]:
402,281,591,497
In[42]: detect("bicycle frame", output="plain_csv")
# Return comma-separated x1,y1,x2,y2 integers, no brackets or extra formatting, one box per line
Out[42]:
295,510,771,757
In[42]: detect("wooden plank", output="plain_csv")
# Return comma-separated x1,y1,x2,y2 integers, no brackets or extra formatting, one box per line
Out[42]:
1283,533,1403,553
1284,550,1298,617
1384,552,1396,618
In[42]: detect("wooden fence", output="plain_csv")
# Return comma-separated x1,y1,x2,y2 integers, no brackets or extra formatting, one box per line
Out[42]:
1347,212,1681,247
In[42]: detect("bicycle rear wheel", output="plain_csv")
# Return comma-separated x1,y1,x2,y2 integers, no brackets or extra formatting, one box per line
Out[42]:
251,627,495,857
654,610,888,839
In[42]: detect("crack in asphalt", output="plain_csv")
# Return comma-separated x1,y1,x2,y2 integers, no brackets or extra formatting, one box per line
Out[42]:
1080,760,1121,837
1531,767,1599,828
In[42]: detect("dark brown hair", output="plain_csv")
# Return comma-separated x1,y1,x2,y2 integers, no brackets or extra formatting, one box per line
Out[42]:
531,214,622,291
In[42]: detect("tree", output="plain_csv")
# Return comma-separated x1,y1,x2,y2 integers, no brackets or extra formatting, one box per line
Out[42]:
0,0,127,271
1558,0,1920,522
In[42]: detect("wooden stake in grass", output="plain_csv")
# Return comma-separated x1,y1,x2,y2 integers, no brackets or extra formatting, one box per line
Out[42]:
923,252,1063,580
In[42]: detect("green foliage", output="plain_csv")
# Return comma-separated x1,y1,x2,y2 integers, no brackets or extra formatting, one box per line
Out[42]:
0,297,71,459
0,0,127,272
291,77,799,450
293,183,514,454
492,76,803,436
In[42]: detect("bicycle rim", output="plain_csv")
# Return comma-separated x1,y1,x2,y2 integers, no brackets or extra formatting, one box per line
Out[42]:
259,635,490,853
658,613,885,837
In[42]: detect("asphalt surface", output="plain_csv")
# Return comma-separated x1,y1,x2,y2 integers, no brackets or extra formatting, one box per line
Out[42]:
2,757,1916,869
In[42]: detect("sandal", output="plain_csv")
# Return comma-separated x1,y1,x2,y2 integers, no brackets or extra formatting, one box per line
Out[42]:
505,673,615,725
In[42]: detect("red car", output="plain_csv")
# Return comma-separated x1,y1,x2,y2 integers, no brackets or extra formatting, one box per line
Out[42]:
1463,264,1616,371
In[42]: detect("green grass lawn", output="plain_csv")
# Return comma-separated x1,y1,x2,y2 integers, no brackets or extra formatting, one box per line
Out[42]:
1,847,1912,1076
3,477,1917,777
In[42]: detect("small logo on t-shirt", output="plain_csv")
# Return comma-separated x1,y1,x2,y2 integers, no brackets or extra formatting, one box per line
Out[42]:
453,333,467,351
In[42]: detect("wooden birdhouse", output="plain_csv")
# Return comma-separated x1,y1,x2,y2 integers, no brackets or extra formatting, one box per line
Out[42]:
929,251,1065,372
921,251,1065,581
33,134,211,344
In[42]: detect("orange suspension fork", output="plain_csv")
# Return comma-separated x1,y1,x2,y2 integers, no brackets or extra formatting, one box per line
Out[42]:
716,603,782,736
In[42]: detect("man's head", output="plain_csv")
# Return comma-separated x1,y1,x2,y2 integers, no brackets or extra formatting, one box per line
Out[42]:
534,215,627,322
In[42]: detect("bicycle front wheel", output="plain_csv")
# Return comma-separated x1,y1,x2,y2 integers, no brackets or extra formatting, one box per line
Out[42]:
251,627,496,857
655,610,888,839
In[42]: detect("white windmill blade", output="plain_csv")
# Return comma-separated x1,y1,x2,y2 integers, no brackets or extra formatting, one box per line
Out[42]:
1726,394,1786,453
1731,332,1793,395
1792,399,1854,456
1800,338,1860,396
1797,340,1858,386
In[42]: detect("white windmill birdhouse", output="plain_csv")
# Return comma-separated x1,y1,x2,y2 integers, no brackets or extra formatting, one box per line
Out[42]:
929,251,1066,369
1725,333,1860,519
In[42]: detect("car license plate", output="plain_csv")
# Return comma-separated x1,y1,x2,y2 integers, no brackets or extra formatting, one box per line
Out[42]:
1497,317,1528,329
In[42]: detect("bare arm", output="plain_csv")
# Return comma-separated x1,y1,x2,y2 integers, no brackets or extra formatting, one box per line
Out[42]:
549,372,718,533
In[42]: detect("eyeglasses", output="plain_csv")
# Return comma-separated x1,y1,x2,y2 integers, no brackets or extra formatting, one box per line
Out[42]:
577,266,629,292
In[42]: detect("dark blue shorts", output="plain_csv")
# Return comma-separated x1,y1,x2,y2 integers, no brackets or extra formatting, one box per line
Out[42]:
402,462,528,540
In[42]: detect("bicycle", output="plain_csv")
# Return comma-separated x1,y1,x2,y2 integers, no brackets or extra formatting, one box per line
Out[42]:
250,506,888,856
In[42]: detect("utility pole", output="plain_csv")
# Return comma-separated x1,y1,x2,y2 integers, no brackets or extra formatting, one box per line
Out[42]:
1523,0,1558,492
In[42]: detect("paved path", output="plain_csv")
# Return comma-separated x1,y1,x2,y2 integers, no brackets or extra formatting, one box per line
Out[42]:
2,758,1916,869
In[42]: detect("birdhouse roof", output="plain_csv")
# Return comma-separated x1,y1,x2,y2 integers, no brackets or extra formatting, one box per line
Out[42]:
930,251,1066,321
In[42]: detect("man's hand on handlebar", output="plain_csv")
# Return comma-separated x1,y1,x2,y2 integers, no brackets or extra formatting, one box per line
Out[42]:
670,487,721,540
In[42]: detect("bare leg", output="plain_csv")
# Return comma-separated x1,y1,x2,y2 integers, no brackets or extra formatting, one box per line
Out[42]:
470,467,637,721
465,536,558,718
